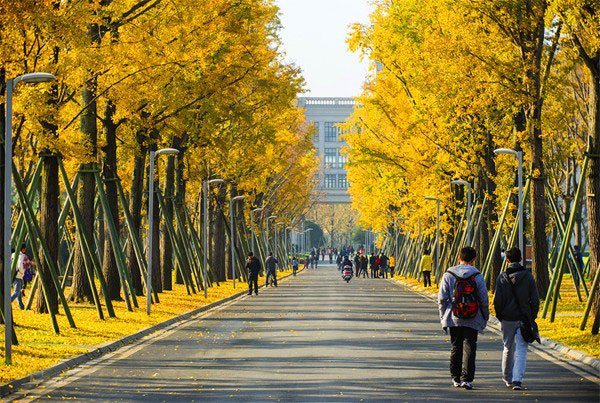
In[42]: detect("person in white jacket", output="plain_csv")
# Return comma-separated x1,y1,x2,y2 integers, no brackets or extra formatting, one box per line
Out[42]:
11,244,27,310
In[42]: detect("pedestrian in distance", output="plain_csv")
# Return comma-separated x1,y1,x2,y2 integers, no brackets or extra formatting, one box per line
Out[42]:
380,253,389,279
291,256,299,276
246,252,262,296
360,254,368,278
572,245,583,288
369,253,378,278
375,254,381,278
420,249,433,287
11,244,29,310
265,252,278,287
493,247,540,390
438,246,489,390
389,254,396,277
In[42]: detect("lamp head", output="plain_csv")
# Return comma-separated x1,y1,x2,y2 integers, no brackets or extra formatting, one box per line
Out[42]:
156,148,179,156
252,207,263,213
232,196,245,201
493,148,517,157
451,180,468,186
424,196,439,201
268,215,277,220
15,72,56,85
208,178,224,185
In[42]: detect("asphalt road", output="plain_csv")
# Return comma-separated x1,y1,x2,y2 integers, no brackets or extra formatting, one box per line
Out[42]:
10,264,600,402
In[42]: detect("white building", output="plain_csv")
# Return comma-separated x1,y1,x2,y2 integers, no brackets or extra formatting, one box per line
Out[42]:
298,97,355,203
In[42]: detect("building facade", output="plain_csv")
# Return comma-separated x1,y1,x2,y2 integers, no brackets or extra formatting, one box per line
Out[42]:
298,97,355,203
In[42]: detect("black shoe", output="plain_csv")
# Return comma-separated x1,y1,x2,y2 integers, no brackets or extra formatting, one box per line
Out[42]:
247,292,252,295
512,382,523,390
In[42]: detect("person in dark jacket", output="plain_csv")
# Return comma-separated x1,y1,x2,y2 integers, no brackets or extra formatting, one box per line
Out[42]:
360,255,368,278
493,247,540,390
265,252,278,287
246,252,262,295
369,253,378,278
380,254,389,278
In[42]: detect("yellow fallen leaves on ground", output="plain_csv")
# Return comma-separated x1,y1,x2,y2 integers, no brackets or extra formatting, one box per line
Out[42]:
395,273,599,359
0,270,291,384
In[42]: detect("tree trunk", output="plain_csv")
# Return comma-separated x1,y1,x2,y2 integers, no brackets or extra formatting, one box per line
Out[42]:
69,82,97,303
101,100,122,300
160,155,175,291
126,130,146,296
587,58,600,335
35,97,61,314
212,184,227,282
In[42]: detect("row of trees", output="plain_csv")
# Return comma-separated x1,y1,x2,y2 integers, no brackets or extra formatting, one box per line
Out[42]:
1,0,317,329
342,0,599,333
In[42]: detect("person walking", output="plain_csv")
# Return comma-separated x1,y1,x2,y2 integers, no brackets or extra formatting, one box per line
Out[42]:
493,247,540,390
353,253,361,277
360,254,368,278
389,254,396,277
291,256,299,276
246,252,262,295
420,249,433,287
438,246,489,390
265,252,278,287
380,253,389,279
369,253,378,278
11,244,28,310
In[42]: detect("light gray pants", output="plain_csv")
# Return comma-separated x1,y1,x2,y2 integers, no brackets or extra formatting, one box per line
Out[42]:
501,320,528,384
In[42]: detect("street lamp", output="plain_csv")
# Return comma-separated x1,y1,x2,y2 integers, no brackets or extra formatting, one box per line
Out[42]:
494,148,524,253
251,207,263,255
304,228,313,253
5,72,56,364
265,215,277,256
275,222,284,266
147,148,179,315
229,195,245,289
285,226,293,269
203,178,224,298
451,180,472,246
425,197,440,279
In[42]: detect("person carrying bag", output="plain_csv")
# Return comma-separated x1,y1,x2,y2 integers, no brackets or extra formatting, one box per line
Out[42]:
493,247,540,391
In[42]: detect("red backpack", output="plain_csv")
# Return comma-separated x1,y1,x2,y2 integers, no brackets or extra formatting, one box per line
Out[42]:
448,271,480,319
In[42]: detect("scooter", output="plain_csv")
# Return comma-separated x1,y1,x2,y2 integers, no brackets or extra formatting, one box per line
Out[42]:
342,265,353,283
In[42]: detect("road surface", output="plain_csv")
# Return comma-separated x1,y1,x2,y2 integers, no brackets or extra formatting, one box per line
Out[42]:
9,264,600,402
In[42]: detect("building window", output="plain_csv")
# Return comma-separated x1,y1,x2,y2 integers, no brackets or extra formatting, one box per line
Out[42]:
312,121,319,143
325,122,343,142
338,174,349,189
325,174,337,189
338,150,348,168
324,148,337,169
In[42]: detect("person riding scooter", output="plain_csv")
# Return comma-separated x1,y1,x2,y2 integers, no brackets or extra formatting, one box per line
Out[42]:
342,256,354,283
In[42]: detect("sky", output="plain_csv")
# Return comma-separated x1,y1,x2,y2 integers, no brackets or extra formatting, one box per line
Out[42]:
276,0,374,98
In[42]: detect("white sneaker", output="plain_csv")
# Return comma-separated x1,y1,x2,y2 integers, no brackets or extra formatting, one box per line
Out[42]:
461,381,473,390
452,380,461,387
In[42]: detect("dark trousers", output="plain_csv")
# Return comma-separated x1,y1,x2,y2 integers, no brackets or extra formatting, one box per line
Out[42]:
248,273,259,294
423,271,431,287
449,326,478,382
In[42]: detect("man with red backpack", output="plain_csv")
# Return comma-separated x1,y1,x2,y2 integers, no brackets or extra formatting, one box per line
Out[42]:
438,246,489,390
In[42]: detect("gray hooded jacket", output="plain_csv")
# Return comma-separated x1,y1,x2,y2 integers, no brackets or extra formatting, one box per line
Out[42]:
438,264,490,332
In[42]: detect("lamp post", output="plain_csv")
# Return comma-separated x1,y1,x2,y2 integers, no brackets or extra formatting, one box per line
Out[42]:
229,195,245,289
285,226,293,269
265,215,277,256
203,178,224,298
250,207,263,255
425,197,440,279
4,72,56,364
451,180,472,246
304,228,313,253
147,148,180,315
494,148,524,253
275,222,284,262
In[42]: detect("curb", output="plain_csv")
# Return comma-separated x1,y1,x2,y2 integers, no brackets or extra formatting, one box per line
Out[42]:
390,277,600,377
0,269,302,398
